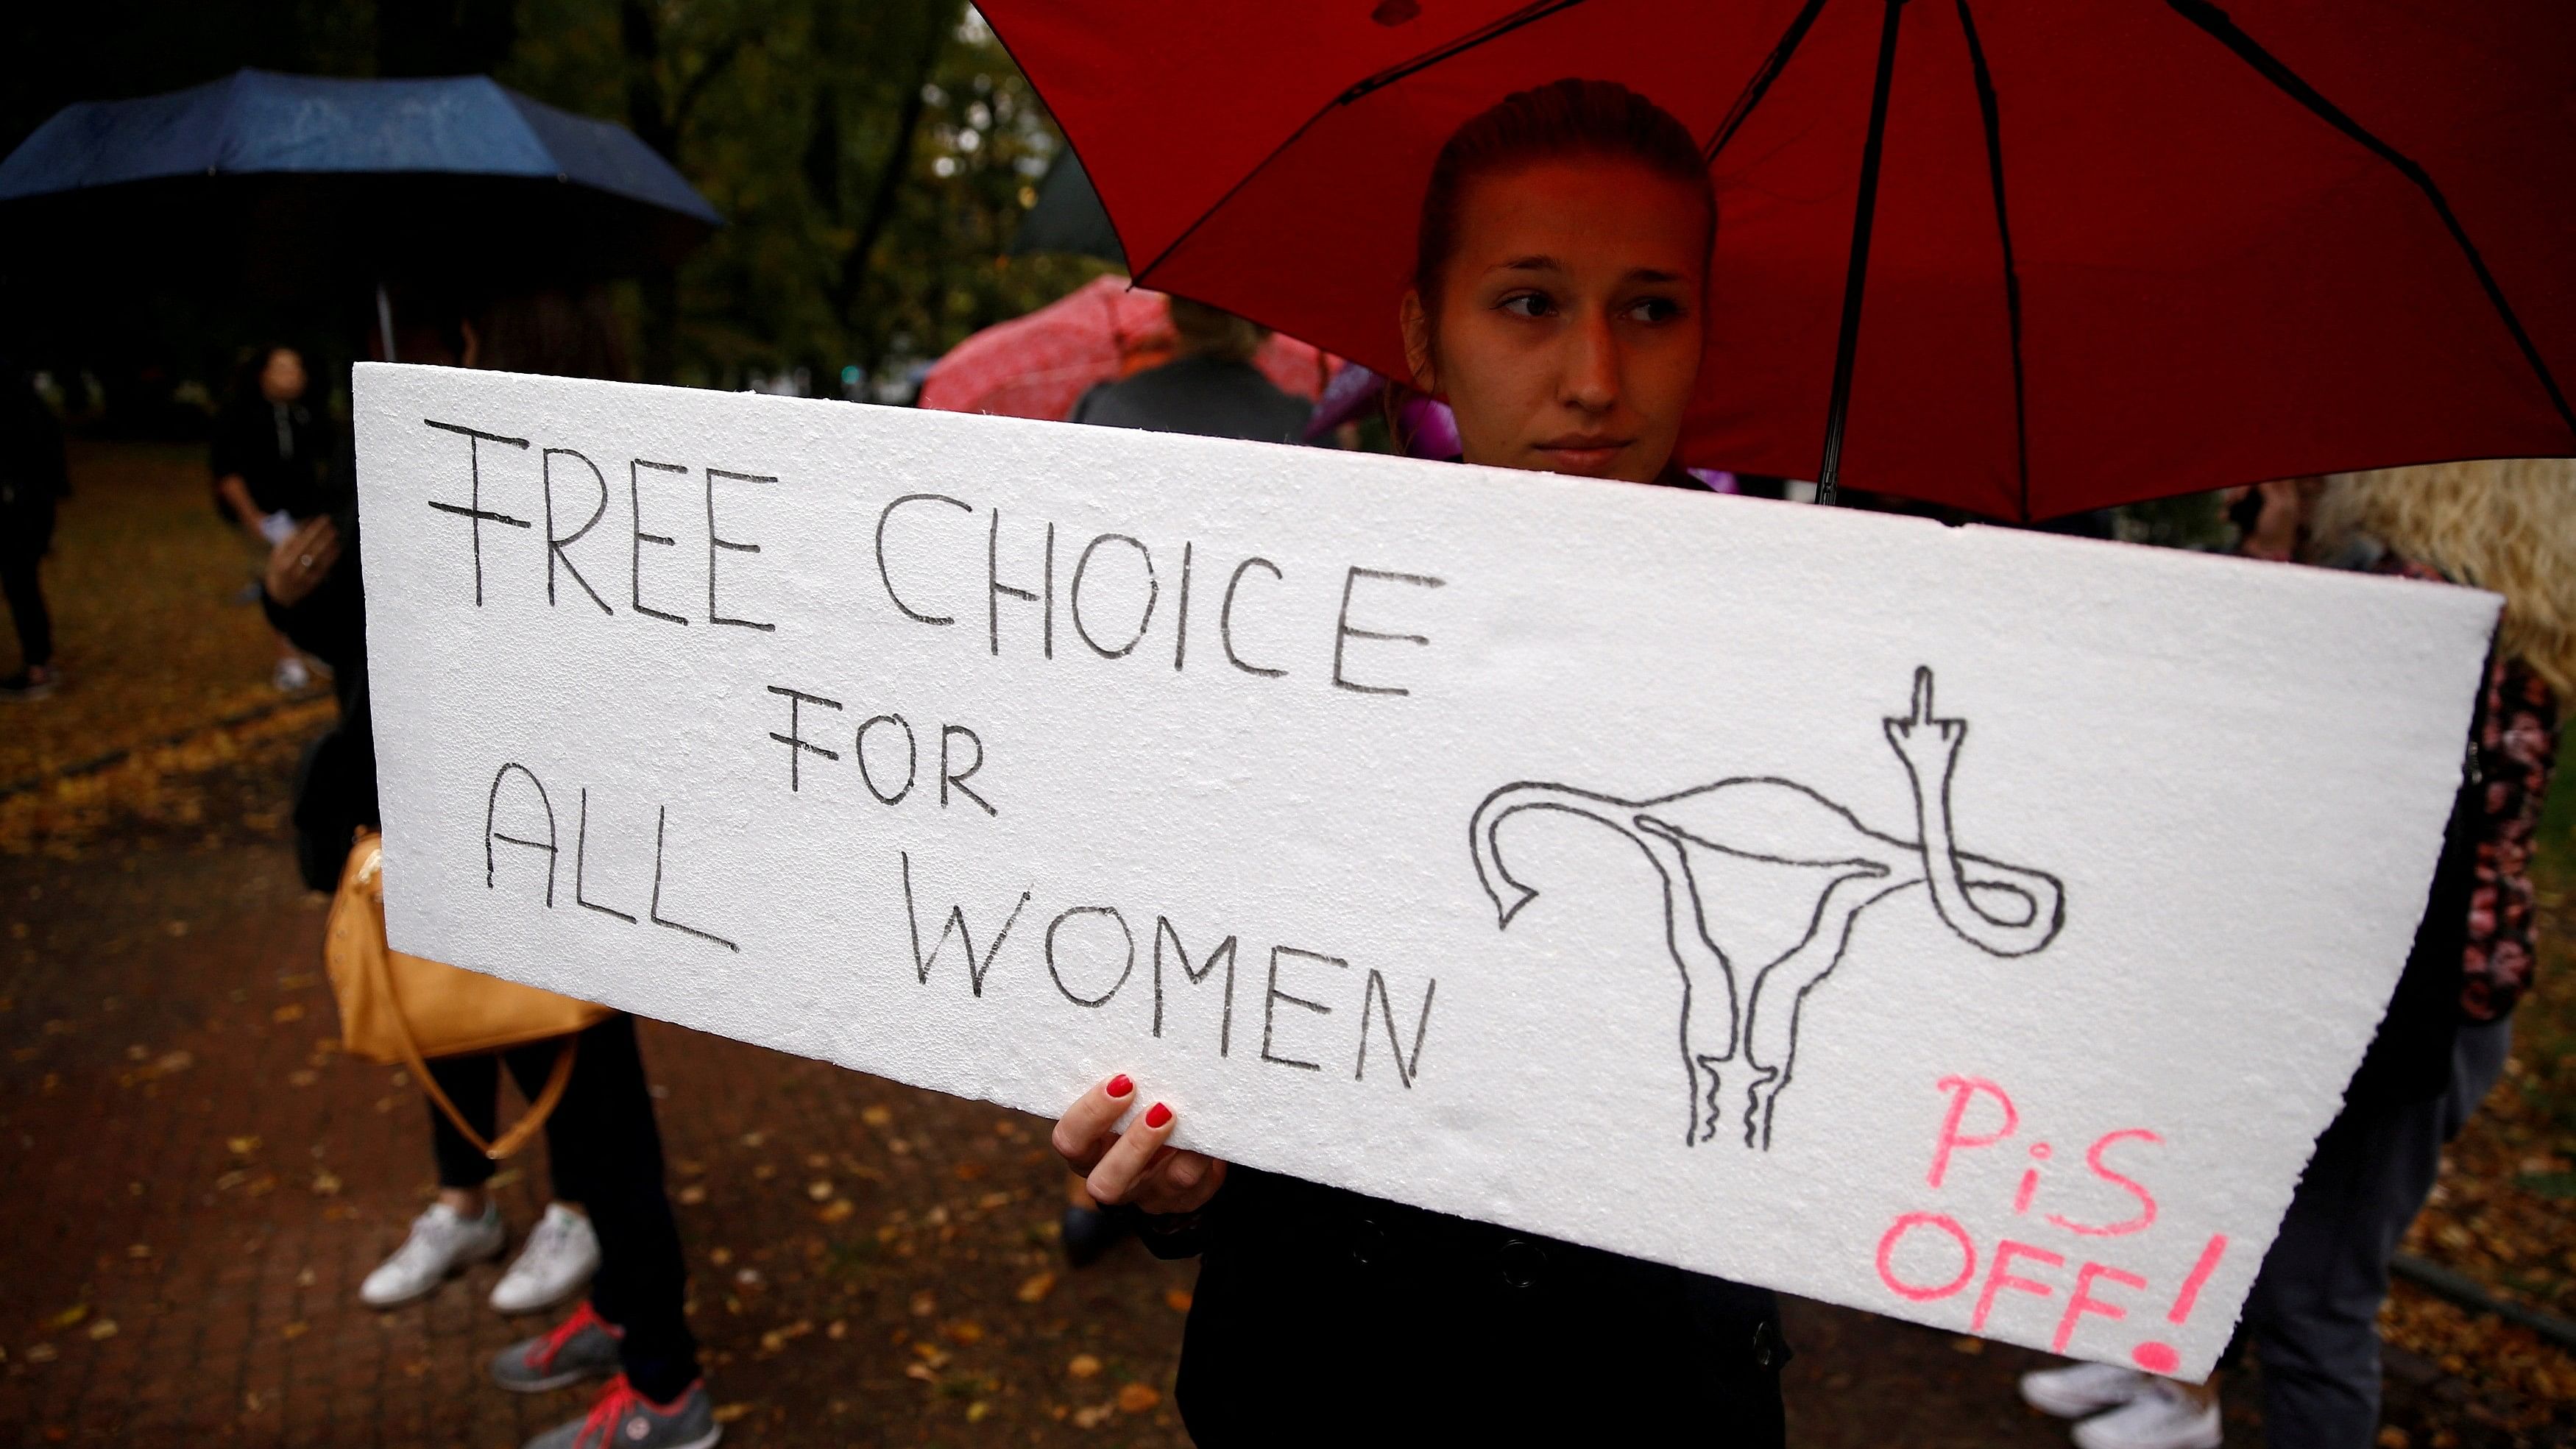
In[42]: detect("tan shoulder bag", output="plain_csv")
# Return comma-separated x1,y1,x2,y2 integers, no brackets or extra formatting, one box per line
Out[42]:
325,831,612,1159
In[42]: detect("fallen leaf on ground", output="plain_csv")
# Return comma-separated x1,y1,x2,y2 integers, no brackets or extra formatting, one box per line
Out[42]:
908,1289,936,1317
944,1321,986,1345
280,1322,307,1340
24,1344,56,1363
861,1105,892,1127
1073,1403,1116,1428
286,1070,317,1088
966,1400,993,1422
1068,1353,1102,1379
678,1185,707,1205
226,1136,261,1156
46,1305,85,1329
905,1362,935,1383
271,1004,303,1024
815,1200,853,1223
1117,1382,1161,1414
826,1319,846,1340
1017,1272,1056,1304
711,1403,754,1424
85,1320,117,1342
807,1179,834,1201
309,1170,342,1196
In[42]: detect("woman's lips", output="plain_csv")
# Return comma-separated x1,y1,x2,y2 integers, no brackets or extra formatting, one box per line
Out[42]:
1535,439,1629,472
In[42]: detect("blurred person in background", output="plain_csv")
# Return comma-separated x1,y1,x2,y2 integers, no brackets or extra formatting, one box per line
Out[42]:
1054,293,1314,1269
1,351,69,701
268,284,723,1449
1068,295,1312,444
214,344,330,691
2018,464,2572,1449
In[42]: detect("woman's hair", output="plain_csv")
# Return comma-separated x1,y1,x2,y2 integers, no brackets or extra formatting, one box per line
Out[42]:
1413,78,1713,310
472,288,630,382
1167,295,1269,364
2310,460,2576,697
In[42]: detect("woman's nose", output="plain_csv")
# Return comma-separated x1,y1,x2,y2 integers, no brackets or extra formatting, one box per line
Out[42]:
1561,311,1619,414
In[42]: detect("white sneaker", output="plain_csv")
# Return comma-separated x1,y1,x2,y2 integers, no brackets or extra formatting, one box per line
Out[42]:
361,1202,506,1308
2021,1361,2153,1419
489,1202,601,1315
2071,1380,2223,1449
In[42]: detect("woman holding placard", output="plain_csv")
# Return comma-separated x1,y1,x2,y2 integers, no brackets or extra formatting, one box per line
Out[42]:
1050,79,1791,1443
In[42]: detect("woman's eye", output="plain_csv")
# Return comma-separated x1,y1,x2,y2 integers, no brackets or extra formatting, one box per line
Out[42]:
1625,296,1685,325
1498,292,1556,319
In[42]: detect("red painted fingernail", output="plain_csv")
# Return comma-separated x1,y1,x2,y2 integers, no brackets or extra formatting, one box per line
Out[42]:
1105,1074,1133,1099
1144,1102,1172,1129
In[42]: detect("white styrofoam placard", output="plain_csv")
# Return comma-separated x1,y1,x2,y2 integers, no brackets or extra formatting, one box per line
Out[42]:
354,363,2496,1378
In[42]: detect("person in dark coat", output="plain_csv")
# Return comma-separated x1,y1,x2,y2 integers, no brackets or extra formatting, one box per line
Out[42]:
0,356,68,701
1049,81,1791,1446
1068,297,1313,444
271,288,721,1449
216,344,331,691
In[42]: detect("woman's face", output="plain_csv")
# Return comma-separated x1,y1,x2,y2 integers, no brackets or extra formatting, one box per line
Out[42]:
260,348,308,403
1403,157,1707,483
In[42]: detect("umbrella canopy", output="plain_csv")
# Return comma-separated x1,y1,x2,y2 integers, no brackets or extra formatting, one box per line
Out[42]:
981,1,2575,519
1008,151,1125,266
0,68,718,290
919,274,1336,421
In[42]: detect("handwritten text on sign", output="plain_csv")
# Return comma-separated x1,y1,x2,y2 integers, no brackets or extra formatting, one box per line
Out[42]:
355,364,2495,1377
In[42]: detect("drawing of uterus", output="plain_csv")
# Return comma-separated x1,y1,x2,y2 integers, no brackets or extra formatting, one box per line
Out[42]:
1470,667,2066,1149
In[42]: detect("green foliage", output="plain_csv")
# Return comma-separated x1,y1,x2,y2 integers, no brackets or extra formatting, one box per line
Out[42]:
497,0,1117,388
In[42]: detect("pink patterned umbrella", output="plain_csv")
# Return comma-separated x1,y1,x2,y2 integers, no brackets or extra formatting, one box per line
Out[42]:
918,274,1334,421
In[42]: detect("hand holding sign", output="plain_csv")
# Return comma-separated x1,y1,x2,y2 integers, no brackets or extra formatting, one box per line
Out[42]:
1053,1073,1227,1216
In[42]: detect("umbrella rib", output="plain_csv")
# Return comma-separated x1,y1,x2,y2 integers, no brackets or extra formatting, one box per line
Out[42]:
1955,0,2031,519
1703,0,1834,164
1129,0,1591,286
2165,0,2576,439
1816,0,1912,507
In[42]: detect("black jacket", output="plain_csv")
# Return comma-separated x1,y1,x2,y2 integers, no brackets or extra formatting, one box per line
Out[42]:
1156,1169,1788,1445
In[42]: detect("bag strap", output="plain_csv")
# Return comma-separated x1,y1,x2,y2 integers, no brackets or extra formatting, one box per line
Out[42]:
364,913,579,1160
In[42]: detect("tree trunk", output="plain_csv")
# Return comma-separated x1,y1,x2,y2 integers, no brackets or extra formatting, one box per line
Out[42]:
836,3,955,379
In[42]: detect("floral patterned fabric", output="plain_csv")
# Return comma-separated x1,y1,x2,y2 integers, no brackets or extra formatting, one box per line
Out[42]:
2466,653,2561,1020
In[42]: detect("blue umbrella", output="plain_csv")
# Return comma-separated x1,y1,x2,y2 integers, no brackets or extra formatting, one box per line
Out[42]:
0,68,718,297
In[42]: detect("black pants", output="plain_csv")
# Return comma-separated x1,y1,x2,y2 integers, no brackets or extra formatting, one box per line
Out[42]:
423,1015,700,1401
1,504,50,668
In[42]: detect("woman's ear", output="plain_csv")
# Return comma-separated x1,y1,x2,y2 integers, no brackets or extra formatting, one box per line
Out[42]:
1399,289,1438,396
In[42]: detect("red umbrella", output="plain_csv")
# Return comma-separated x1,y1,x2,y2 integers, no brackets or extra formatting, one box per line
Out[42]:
919,274,1337,421
982,0,2575,519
